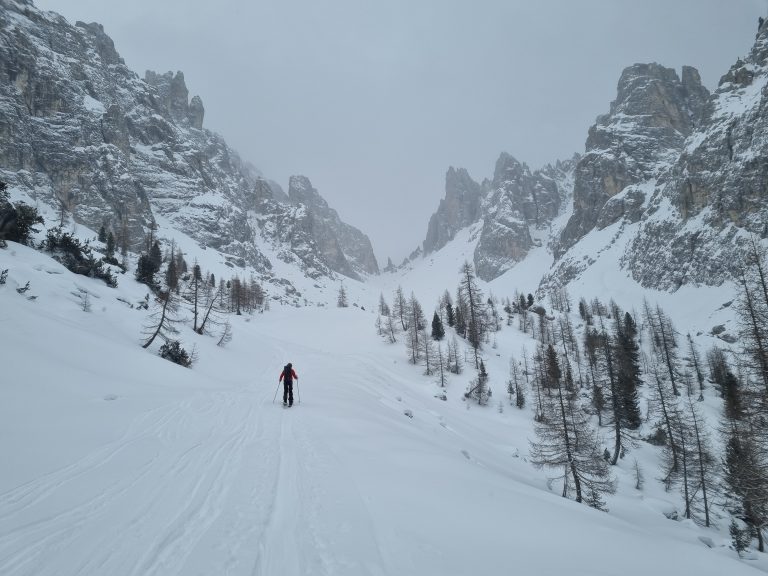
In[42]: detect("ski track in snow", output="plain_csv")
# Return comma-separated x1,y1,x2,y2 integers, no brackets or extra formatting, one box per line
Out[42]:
2,244,766,575
0,340,391,576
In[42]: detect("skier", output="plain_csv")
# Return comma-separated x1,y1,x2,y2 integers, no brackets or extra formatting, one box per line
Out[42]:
279,363,298,407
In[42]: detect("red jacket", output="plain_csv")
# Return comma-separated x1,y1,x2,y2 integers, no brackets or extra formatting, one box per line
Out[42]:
279,368,298,382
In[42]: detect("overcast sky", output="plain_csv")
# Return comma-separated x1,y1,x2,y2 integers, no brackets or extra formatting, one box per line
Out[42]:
34,0,768,264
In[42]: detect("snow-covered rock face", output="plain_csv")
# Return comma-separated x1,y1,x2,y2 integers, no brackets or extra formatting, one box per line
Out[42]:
625,21,768,289
422,156,574,282
0,1,377,286
423,24,768,293
423,167,482,255
558,63,710,256
474,154,566,281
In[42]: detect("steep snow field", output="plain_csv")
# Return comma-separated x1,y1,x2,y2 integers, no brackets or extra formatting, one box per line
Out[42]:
1,239,765,575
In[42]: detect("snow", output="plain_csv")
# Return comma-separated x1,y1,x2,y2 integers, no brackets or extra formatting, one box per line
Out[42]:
1,230,765,575
82,95,105,115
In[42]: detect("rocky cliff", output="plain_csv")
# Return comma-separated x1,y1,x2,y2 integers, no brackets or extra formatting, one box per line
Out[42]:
0,0,377,292
422,18,768,292
422,155,575,281
557,63,710,255
624,21,768,289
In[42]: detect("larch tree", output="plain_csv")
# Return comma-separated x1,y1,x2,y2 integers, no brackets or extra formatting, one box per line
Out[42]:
529,344,615,508
337,283,349,308
466,360,491,405
647,356,682,490
141,290,181,349
393,286,409,331
653,305,682,396
458,261,485,369
435,342,448,388
378,293,391,316
686,334,706,401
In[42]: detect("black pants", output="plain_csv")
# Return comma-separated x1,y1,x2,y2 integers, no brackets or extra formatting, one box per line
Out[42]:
283,381,293,405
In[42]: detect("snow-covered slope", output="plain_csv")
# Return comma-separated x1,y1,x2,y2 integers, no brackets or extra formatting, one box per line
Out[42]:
1,226,762,575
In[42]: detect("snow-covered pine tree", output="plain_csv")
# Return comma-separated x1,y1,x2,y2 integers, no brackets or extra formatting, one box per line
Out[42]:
431,310,445,341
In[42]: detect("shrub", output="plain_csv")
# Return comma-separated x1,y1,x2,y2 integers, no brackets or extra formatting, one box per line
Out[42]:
45,227,117,287
159,340,193,367
9,203,43,244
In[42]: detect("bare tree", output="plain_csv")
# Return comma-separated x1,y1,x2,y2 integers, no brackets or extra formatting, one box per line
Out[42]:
530,344,615,508
141,290,181,349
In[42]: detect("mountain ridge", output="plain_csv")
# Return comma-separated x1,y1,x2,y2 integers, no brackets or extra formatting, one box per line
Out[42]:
0,0,378,301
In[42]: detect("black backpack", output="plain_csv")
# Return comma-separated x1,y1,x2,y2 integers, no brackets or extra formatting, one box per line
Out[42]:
283,365,293,384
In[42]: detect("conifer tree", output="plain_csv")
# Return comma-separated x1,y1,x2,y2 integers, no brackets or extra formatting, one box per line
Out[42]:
431,311,445,341
722,418,768,552
447,335,463,375
141,290,181,349
737,268,768,394
196,273,224,335
653,305,681,396
530,345,615,508
378,293,391,316
105,231,116,260
187,262,203,332
421,328,436,376
405,293,426,364
466,360,491,405
135,253,158,288
458,261,485,369
647,358,682,489
165,246,179,292
337,283,349,308
683,395,715,526
149,240,162,271
393,286,409,331
435,343,448,388
686,334,706,401
597,315,630,465
708,346,743,420
445,298,455,328
613,307,642,429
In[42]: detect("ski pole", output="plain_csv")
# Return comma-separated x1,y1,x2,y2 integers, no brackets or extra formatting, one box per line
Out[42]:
272,380,281,403
296,379,301,404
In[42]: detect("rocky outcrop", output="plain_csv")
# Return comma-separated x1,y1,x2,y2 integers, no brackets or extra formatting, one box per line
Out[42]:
419,154,574,282
0,0,377,291
557,63,710,255
285,176,378,279
423,167,481,254
144,70,205,128
474,153,565,281
625,19,768,289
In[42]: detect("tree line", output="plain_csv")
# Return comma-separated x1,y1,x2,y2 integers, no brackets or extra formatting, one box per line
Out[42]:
374,245,768,554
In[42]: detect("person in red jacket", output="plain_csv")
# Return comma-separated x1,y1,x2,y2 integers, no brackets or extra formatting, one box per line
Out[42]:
279,363,298,406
